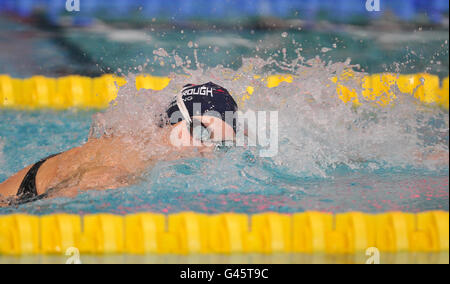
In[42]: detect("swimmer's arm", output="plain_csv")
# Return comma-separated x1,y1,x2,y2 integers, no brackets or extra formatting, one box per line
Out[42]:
42,165,136,200
76,166,134,191
0,137,119,200
0,135,143,204
0,140,90,200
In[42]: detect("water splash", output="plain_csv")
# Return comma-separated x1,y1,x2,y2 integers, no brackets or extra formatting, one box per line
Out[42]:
0,35,448,214
90,50,449,180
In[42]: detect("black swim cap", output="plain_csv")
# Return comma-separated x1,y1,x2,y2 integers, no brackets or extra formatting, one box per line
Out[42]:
166,82,238,133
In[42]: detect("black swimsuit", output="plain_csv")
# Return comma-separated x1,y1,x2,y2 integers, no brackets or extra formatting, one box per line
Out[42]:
12,154,59,205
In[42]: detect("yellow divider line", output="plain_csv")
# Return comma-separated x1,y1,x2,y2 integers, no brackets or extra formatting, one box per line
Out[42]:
0,73,448,110
0,211,448,255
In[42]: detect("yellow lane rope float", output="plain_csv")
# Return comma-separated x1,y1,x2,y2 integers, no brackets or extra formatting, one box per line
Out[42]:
0,211,448,255
0,73,448,110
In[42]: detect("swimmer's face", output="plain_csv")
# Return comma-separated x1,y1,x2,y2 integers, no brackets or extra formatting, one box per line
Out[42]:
169,116,235,148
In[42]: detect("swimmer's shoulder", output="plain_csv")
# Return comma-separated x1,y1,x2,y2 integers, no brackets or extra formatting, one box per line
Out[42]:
0,164,34,198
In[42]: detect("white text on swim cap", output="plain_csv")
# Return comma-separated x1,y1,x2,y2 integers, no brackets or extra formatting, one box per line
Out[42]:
183,87,214,97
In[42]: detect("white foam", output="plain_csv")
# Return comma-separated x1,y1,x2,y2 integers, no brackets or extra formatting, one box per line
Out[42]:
90,51,449,178
197,36,254,49
106,30,153,43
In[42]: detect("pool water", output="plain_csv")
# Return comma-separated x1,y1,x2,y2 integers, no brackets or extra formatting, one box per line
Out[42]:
64,27,450,78
0,87,448,216
1,15,449,78
0,16,448,216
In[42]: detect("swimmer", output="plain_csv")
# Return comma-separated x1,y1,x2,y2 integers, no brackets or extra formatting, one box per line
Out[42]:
0,82,238,207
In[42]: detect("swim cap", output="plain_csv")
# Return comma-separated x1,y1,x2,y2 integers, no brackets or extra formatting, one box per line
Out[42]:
166,82,238,133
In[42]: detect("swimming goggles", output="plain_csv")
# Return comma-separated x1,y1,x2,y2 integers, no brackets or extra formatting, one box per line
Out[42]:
177,91,235,147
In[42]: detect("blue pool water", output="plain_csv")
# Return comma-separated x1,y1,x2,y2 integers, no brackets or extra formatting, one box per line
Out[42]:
0,14,448,216
0,105,448,215
1,15,449,78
